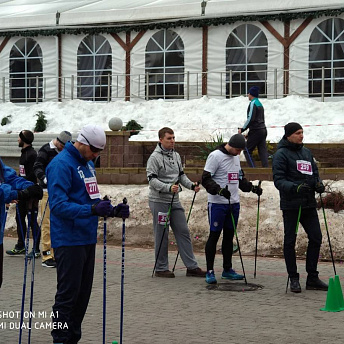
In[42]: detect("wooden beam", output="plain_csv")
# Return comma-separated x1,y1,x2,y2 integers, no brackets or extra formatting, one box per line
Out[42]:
0,36,10,54
202,26,208,96
125,31,131,101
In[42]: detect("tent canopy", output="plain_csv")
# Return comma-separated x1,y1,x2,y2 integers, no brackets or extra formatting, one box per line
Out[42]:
0,0,343,31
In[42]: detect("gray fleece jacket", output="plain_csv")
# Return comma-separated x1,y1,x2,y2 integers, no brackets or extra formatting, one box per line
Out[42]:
146,143,194,203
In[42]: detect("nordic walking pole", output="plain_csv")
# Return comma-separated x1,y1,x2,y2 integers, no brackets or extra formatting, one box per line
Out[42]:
172,181,199,273
120,197,128,344
245,147,255,168
19,206,31,344
286,204,302,293
320,194,336,276
227,187,247,285
254,181,262,278
152,182,178,277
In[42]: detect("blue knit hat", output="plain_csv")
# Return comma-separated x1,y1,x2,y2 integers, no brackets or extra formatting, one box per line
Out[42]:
248,86,259,98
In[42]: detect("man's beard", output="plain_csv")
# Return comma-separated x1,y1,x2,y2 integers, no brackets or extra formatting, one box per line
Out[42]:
18,141,24,148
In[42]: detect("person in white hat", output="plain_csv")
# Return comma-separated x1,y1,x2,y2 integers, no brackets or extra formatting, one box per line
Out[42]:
46,124,129,344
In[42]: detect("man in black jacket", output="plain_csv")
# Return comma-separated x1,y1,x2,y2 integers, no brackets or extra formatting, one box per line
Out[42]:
272,122,328,293
33,130,72,268
6,130,40,257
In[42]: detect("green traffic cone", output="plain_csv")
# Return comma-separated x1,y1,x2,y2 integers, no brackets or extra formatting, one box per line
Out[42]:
320,277,342,312
334,275,344,311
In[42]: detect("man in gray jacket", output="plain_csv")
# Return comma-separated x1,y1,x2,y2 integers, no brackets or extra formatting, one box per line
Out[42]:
146,127,205,278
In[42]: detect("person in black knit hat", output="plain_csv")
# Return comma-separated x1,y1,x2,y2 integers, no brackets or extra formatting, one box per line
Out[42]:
202,134,263,284
272,122,328,293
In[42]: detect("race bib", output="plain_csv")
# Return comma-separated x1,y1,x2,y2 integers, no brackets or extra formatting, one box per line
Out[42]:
19,164,26,177
84,176,101,199
158,212,170,225
296,160,313,175
228,171,239,184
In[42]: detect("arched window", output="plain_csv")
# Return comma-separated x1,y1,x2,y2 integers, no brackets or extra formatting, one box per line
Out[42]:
309,18,344,97
77,35,112,101
226,24,268,97
145,29,184,99
9,38,43,103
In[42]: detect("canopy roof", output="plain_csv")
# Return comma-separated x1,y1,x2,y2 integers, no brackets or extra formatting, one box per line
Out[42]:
0,0,343,31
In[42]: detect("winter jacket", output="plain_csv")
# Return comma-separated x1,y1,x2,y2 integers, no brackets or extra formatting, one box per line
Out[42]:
46,142,100,248
146,143,194,203
19,145,37,183
202,144,253,204
33,141,59,188
0,159,33,244
272,136,320,210
241,98,266,132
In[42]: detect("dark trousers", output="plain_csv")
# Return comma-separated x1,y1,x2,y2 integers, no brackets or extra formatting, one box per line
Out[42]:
282,208,322,278
52,244,96,344
15,202,41,251
244,128,269,167
205,203,240,272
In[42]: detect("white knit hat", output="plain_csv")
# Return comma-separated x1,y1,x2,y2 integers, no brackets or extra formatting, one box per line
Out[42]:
77,124,106,149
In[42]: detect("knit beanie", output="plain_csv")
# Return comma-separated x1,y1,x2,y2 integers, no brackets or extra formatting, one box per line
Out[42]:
284,122,303,137
77,124,106,149
228,134,246,149
248,86,259,98
57,131,72,145
19,130,34,144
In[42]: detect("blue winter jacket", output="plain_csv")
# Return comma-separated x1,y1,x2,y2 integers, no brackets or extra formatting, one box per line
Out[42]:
46,142,100,248
0,159,33,244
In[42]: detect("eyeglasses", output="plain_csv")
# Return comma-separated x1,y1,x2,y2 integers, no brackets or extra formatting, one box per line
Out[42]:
80,134,103,153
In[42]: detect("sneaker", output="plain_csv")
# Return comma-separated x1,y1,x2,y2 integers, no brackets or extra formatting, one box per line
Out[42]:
27,249,41,259
6,247,25,255
42,258,56,268
155,270,175,278
186,267,206,277
233,243,239,254
290,277,302,293
306,276,328,291
206,270,217,284
221,268,244,280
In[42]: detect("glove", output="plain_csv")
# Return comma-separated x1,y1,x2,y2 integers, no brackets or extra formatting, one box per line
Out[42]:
296,183,312,194
252,184,263,196
17,184,43,201
218,188,231,200
111,203,130,218
91,200,113,217
315,182,325,194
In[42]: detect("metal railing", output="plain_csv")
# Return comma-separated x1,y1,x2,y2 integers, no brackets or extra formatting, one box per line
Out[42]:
1,66,344,103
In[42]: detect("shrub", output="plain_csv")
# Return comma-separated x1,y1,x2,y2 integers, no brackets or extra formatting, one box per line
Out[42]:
317,190,344,213
34,111,47,132
198,133,224,160
123,119,143,137
1,115,11,126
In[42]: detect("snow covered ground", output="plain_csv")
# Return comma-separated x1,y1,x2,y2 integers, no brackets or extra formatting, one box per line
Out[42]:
2,96,344,261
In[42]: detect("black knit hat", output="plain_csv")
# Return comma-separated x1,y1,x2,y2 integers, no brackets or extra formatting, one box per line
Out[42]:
228,134,246,149
284,122,303,137
248,86,259,98
19,130,34,144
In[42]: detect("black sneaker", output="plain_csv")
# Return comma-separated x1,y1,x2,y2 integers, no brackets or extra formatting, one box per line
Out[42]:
306,277,328,291
290,277,302,293
6,247,25,255
186,267,206,277
155,270,175,278
27,249,41,259
42,258,56,268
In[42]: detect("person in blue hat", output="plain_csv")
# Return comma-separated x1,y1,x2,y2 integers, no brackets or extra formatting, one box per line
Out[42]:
238,86,269,167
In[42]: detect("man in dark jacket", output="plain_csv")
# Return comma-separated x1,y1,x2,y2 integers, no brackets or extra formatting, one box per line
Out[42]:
33,130,72,268
238,86,269,167
6,130,40,257
272,122,328,293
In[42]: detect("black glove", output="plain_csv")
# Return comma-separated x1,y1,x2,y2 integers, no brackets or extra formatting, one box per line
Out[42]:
111,203,130,218
218,188,231,200
315,182,325,194
252,184,263,196
297,183,312,194
17,184,43,201
91,200,113,217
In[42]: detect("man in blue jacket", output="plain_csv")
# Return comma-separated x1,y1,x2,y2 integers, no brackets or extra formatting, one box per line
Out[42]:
238,86,269,167
47,124,129,344
272,122,328,293
0,159,43,288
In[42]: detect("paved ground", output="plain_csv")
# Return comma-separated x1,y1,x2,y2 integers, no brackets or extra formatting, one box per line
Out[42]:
1,236,344,344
